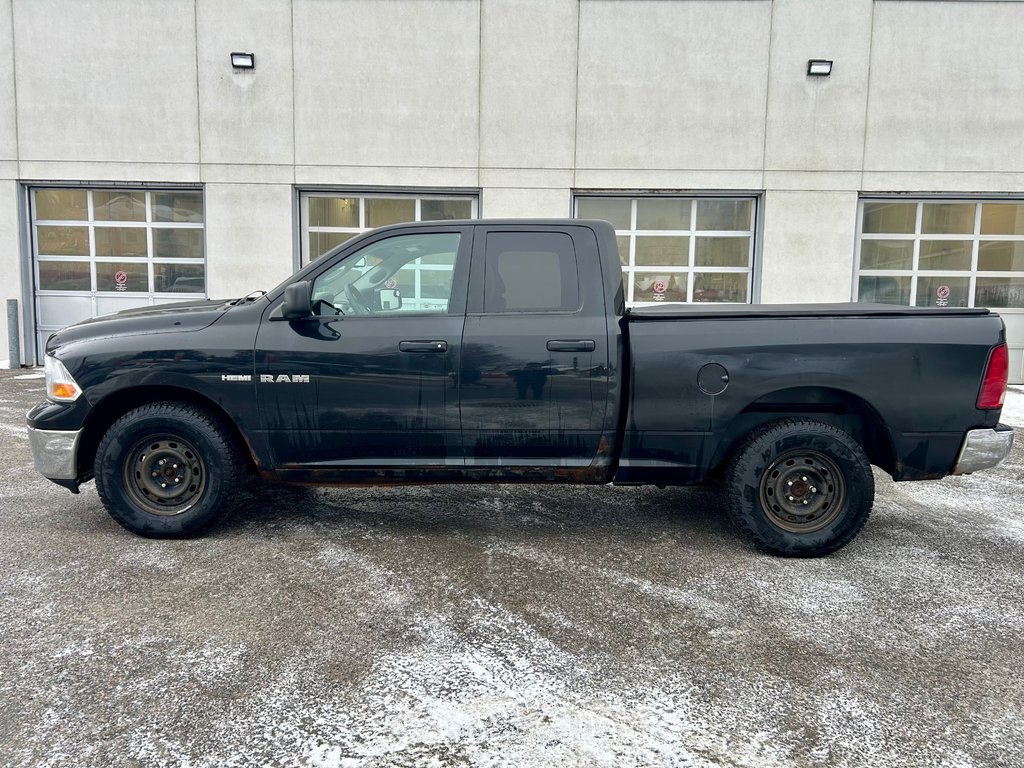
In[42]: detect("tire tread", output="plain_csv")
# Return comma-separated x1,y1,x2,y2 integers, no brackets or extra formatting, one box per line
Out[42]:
724,417,874,557
94,401,245,537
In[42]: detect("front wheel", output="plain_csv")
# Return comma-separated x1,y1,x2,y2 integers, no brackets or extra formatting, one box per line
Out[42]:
94,402,246,537
724,418,874,557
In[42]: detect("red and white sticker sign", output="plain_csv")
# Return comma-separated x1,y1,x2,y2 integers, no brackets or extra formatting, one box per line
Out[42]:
114,270,128,291
936,284,951,300
652,279,668,295
385,277,398,289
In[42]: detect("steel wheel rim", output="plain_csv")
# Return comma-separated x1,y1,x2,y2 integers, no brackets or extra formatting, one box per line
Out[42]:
759,449,846,534
122,434,207,516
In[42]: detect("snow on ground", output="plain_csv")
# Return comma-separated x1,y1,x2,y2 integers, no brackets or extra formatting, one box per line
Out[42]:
2,370,1024,767
1,363,42,378
1001,387,1024,427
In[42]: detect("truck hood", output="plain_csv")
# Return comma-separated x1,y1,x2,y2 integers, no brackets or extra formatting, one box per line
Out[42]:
45,299,233,353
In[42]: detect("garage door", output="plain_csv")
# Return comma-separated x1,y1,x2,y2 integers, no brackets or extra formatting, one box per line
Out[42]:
855,199,1024,384
30,187,206,355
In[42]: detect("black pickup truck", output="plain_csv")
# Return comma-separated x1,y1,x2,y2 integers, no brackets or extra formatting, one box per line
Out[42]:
28,219,1014,556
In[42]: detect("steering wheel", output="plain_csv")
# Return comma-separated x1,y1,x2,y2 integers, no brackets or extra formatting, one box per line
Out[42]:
345,284,372,314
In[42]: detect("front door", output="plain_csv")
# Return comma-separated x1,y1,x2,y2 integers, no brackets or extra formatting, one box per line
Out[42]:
255,227,472,468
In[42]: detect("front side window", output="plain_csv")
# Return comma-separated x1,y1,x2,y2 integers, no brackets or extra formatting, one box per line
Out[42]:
856,200,1024,309
483,232,580,313
574,195,756,306
311,233,461,315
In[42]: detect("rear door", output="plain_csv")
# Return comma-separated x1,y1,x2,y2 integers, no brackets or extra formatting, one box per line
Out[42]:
459,225,614,467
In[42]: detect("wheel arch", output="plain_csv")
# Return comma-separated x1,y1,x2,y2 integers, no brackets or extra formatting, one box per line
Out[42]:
709,386,896,478
77,385,259,479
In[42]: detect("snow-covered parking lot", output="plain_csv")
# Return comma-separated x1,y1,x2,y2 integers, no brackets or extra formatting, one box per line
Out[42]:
2,371,1022,768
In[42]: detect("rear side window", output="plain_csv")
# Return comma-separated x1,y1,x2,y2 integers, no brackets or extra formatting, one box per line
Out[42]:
483,232,580,312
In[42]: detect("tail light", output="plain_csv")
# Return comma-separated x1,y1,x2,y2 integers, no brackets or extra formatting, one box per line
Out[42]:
977,343,1009,410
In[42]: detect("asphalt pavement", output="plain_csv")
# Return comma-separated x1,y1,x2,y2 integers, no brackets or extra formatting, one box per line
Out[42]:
2,369,1023,767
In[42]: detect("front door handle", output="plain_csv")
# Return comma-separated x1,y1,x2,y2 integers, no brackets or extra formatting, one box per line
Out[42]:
546,339,596,352
399,340,448,353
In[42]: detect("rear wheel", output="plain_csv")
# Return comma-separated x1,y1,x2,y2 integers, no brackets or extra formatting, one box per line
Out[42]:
94,402,245,537
724,418,873,557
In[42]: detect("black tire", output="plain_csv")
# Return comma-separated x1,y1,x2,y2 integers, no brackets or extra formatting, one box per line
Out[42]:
94,402,245,538
724,418,874,557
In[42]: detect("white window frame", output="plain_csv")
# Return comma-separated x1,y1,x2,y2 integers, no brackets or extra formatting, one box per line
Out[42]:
299,190,479,266
30,186,206,356
854,198,1024,309
572,194,757,306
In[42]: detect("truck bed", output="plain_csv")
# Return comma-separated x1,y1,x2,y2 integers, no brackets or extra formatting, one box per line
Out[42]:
618,305,1005,485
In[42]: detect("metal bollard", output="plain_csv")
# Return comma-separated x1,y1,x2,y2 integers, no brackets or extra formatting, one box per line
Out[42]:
7,299,20,369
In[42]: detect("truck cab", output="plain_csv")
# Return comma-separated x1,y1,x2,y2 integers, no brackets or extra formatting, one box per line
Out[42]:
254,220,624,479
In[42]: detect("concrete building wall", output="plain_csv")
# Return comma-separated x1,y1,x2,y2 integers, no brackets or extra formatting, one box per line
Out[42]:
577,0,771,173
0,0,14,359
204,183,295,295
866,0,1024,178
1,0,1023,379
478,0,577,216
758,0,872,304
0,0,16,165
760,191,859,304
764,0,874,175
0,180,19,364
197,0,295,168
13,0,200,166
293,0,480,171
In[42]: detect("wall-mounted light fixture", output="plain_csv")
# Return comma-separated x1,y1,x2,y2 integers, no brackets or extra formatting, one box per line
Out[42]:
807,59,833,77
230,52,255,70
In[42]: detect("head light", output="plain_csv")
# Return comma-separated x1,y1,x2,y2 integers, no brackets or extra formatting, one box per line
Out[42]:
44,354,82,402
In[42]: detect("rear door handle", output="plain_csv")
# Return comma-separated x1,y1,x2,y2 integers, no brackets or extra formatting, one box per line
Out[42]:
399,340,448,353
546,339,596,352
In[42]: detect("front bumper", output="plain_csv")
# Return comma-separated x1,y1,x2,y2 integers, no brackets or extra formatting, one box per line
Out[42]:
951,425,1015,475
28,426,83,492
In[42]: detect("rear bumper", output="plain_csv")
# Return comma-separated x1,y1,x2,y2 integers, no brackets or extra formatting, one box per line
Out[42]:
28,426,82,492
951,425,1015,475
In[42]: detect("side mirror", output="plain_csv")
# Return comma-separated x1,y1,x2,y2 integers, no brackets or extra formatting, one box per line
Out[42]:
376,288,402,311
282,281,312,320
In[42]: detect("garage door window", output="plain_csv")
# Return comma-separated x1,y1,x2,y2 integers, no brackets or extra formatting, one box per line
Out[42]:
31,187,205,354
856,200,1024,309
301,192,477,264
574,195,756,305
